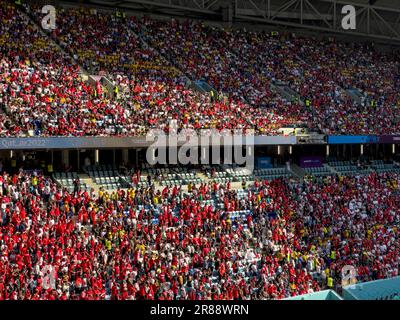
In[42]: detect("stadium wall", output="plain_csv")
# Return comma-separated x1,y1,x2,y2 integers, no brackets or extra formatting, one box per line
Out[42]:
1,134,399,150
283,290,343,300
342,277,400,300
0,136,298,150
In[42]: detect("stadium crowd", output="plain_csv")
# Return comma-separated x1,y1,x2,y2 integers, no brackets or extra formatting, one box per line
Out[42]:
139,17,400,134
0,2,299,137
0,1,399,137
0,2,135,136
0,0,399,303
0,168,398,300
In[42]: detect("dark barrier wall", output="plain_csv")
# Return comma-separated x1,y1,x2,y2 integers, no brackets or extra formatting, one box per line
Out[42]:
327,135,400,144
377,135,400,143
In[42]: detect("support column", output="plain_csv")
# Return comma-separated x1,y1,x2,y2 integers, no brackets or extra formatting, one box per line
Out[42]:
135,149,139,167
122,149,129,164
47,150,54,174
62,150,69,167
95,149,99,165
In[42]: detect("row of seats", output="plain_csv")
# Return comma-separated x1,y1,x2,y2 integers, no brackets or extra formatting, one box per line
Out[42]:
254,167,293,180
254,168,287,175
374,164,397,169
226,168,253,177
52,172,88,192
329,161,351,167
228,210,253,230
304,166,333,177
374,166,400,174
185,178,203,185
235,190,248,198
332,165,371,175
329,161,400,175
160,179,185,187
122,175,151,188
199,199,224,210
53,172,79,179
256,173,292,180
86,165,127,190
206,171,229,178
206,166,294,182
212,176,235,183
371,160,385,165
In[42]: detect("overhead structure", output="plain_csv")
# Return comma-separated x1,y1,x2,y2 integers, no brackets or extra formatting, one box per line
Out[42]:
83,0,400,43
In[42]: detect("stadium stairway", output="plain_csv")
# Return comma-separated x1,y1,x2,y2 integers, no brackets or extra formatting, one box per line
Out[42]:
132,26,203,96
101,76,119,99
289,163,306,179
20,6,89,76
78,173,101,193
271,81,304,105
134,25,245,102
325,164,340,175
87,75,110,97
194,80,218,95
196,172,210,183
134,27,186,78
190,80,208,94
346,88,364,104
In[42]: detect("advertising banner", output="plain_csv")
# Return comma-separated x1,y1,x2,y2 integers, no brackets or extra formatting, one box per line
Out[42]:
255,157,273,169
377,135,400,143
327,135,378,144
300,156,323,168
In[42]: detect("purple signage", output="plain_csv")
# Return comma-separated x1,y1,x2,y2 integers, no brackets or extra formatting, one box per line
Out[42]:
378,135,400,143
300,156,323,168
